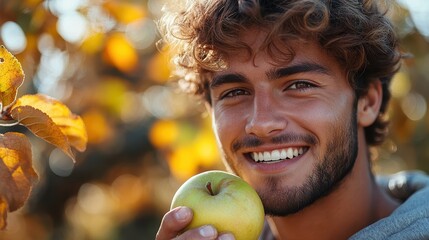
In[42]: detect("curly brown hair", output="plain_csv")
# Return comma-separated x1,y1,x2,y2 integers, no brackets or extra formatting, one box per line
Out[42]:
158,0,402,146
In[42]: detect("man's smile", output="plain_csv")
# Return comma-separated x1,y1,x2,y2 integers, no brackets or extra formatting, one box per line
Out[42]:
250,147,308,163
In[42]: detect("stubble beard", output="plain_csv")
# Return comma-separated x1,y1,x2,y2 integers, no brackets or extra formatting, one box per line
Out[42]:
260,110,358,216
222,104,359,217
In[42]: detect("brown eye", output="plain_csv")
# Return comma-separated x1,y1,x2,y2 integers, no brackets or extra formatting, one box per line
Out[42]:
288,81,316,90
221,89,250,99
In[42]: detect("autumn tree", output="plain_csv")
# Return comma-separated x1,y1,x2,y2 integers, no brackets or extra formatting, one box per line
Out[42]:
0,45,87,229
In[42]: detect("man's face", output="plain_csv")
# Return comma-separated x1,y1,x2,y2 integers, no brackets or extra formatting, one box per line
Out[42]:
208,31,359,216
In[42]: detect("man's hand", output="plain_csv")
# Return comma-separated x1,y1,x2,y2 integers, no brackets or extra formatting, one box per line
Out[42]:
156,206,235,240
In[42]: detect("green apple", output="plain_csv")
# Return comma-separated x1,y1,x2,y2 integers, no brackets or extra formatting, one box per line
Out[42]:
170,170,265,240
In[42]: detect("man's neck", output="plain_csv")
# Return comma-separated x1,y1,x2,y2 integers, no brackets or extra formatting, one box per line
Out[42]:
266,150,400,240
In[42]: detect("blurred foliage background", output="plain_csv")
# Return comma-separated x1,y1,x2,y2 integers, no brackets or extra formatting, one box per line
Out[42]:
0,0,428,239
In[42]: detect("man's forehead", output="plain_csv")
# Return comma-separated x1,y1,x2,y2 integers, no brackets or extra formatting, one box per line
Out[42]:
220,30,316,65
208,39,344,88
216,40,322,72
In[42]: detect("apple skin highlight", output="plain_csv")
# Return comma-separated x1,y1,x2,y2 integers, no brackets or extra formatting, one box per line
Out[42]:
171,170,265,240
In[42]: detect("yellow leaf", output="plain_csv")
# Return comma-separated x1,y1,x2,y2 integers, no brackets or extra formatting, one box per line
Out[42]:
390,71,411,98
10,94,88,161
192,131,220,167
81,109,113,145
149,120,179,148
24,0,43,8
147,51,173,83
95,77,129,116
0,46,25,108
169,146,199,181
11,105,75,160
104,34,138,72
0,132,38,229
104,1,145,24
0,196,7,230
81,32,105,54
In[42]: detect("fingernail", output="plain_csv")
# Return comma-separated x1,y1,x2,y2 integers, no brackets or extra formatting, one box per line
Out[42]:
199,225,216,238
218,233,235,240
174,207,190,221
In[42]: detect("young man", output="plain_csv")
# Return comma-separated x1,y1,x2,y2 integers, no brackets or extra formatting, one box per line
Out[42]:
156,0,429,239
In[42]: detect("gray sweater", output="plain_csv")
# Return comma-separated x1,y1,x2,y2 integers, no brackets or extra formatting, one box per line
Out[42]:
350,171,429,239
259,171,429,240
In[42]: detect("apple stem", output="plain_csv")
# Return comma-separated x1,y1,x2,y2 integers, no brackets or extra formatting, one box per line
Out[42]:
206,182,215,196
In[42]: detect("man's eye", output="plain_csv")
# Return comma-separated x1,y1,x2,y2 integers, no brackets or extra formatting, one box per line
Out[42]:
288,81,316,90
221,89,249,99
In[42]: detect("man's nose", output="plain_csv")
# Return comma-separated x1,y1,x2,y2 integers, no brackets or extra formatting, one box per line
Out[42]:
244,95,287,137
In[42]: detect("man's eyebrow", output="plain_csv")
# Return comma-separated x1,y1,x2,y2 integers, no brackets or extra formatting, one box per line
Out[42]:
267,62,331,80
210,73,247,89
209,62,330,89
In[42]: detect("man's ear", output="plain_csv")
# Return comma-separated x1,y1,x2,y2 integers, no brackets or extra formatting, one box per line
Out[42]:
357,80,383,127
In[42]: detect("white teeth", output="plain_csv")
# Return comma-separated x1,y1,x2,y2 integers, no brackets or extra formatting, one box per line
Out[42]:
281,149,287,159
251,147,306,163
263,152,271,160
253,152,259,161
293,148,298,157
287,148,293,158
271,150,280,160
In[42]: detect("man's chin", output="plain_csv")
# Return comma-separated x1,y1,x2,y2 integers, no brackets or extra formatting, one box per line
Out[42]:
259,188,312,217
258,166,353,217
